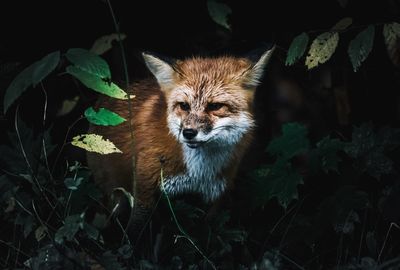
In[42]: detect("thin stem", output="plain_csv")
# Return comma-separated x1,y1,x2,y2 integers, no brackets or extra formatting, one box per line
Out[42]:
40,84,54,182
160,168,216,270
377,222,400,263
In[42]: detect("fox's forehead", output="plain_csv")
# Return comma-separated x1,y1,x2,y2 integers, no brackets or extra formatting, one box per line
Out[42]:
174,56,252,91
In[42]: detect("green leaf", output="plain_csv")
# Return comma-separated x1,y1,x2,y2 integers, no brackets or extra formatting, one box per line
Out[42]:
305,32,339,69
32,51,60,86
64,177,84,190
3,51,60,113
286,32,309,66
66,65,128,99
345,124,398,178
207,0,232,30
71,134,122,154
84,107,126,126
348,25,375,72
55,214,84,244
267,122,310,159
315,136,344,173
253,159,303,208
383,22,400,66
65,48,111,79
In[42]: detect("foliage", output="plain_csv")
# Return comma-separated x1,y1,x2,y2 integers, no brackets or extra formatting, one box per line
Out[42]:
207,0,232,30
71,134,122,154
84,107,126,126
285,32,309,66
305,32,339,69
348,25,375,72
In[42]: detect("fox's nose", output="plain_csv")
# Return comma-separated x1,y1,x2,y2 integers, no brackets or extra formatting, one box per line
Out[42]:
182,129,198,140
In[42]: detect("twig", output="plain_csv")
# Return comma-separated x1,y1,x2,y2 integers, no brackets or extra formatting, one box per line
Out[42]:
40,84,54,182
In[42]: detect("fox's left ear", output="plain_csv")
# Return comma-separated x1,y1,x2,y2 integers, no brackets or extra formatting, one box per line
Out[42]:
243,45,275,88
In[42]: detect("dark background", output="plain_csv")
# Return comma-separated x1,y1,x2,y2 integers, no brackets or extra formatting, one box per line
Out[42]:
1,0,400,269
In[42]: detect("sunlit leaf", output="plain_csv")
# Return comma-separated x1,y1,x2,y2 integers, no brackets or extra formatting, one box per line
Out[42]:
207,0,232,30
305,32,339,69
90,33,127,55
331,17,353,31
348,25,375,72
383,22,400,66
71,134,122,154
286,32,309,66
267,122,310,159
66,66,128,99
3,51,60,113
66,48,111,79
84,107,126,126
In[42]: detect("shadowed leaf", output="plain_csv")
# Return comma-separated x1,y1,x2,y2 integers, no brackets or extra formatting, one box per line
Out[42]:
348,25,375,72
286,32,309,66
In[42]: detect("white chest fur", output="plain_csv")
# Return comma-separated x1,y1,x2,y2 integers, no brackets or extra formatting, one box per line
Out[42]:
162,144,234,202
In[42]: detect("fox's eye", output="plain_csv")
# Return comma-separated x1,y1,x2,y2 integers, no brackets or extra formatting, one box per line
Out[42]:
179,102,190,111
207,103,224,111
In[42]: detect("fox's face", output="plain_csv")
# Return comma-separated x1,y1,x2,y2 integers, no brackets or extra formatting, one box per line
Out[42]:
143,49,274,149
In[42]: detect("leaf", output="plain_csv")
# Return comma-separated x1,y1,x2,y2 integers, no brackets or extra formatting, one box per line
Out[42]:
84,107,126,126
383,22,400,66
83,223,99,240
31,51,60,86
65,48,111,79
66,66,128,99
35,225,47,242
71,134,122,154
55,214,84,244
253,160,303,208
207,0,232,30
331,17,353,31
348,25,375,72
90,33,127,55
305,32,339,69
56,96,80,116
113,187,134,208
3,51,60,113
64,177,84,190
316,136,344,173
286,32,309,66
267,122,310,159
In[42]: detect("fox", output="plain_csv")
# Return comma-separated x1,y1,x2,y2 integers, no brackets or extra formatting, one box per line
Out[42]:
87,47,274,219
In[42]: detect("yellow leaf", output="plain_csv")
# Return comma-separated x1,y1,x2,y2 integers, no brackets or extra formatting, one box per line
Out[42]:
306,32,339,69
71,134,122,154
383,22,400,66
90,33,127,55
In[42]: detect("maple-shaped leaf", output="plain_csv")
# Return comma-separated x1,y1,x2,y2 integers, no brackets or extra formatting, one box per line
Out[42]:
267,122,310,159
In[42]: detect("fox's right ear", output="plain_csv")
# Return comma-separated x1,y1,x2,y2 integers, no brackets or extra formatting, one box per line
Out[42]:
142,52,176,88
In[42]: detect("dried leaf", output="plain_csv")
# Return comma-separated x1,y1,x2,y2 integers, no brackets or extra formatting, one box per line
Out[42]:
306,32,339,69
71,134,122,154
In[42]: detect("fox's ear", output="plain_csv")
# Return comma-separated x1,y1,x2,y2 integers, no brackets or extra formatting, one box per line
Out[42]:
142,52,176,87
243,45,275,88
